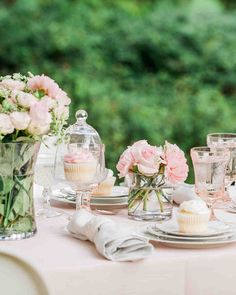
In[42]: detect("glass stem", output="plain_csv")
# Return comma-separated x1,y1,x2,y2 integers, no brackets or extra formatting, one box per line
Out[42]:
43,187,52,209
76,190,92,211
208,200,217,221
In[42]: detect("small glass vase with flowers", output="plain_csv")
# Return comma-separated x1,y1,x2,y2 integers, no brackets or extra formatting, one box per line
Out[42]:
117,140,189,221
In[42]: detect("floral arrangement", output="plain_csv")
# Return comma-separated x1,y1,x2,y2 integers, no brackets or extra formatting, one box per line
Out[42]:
0,73,71,237
116,140,189,212
0,73,71,142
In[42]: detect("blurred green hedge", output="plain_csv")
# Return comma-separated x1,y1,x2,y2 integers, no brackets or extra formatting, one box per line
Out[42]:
0,0,236,181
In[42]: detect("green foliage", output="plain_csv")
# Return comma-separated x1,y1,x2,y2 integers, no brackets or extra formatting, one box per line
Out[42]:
0,0,236,182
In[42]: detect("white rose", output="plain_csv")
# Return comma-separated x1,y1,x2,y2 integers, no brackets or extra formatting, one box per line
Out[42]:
0,79,25,91
12,90,37,108
0,114,14,135
27,121,50,136
10,111,31,130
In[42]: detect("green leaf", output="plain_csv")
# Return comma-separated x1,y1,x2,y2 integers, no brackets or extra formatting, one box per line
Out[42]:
0,176,3,192
13,176,32,217
12,216,33,232
0,203,4,215
0,176,14,195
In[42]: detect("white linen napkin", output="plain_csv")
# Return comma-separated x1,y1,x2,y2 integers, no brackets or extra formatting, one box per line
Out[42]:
172,183,198,204
67,209,153,262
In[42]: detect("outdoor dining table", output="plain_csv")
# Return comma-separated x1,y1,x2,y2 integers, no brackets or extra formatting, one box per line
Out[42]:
1,185,236,295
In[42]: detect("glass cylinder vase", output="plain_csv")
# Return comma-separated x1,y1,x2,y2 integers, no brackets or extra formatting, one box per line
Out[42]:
0,142,40,241
128,173,173,221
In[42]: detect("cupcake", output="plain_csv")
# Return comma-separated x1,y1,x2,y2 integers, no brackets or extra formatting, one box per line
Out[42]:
92,169,116,196
177,199,210,234
64,152,97,182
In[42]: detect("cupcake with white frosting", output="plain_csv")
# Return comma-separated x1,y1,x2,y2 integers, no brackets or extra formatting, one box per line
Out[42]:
177,199,210,233
92,169,116,196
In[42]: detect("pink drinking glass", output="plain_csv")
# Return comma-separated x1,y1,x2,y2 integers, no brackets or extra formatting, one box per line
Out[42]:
191,147,230,220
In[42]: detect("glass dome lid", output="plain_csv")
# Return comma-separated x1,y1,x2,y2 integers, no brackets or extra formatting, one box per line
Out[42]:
65,110,102,150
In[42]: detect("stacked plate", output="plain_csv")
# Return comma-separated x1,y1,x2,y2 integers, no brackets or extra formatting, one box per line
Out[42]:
141,221,236,249
50,186,129,209
227,202,236,214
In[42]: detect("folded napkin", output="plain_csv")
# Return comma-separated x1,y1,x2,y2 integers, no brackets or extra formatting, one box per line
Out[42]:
172,183,198,204
67,209,153,262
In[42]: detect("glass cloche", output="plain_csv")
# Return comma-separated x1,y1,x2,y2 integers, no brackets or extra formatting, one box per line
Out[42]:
54,110,107,210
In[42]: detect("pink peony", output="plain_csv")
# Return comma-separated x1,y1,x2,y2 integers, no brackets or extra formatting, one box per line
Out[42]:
116,147,135,178
27,75,71,105
10,112,30,130
0,79,25,91
164,141,189,184
0,114,14,135
131,140,165,176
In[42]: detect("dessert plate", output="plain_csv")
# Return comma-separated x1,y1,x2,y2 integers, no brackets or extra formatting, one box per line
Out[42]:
59,186,129,198
92,186,129,198
50,189,128,207
146,225,234,241
153,221,231,237
148,235,236,249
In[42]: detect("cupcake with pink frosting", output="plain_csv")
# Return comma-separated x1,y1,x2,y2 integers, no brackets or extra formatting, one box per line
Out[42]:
64,151,97,182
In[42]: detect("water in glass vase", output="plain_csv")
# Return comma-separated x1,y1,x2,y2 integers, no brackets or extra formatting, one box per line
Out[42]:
128,183,173,222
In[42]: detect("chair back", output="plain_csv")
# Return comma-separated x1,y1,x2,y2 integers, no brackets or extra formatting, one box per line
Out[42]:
0,249,49,295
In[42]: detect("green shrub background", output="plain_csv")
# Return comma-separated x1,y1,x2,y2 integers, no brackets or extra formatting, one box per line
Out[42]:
1,0,236,181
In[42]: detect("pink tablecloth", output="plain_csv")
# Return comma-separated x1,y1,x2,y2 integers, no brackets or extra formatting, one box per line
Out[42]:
1,186,236,295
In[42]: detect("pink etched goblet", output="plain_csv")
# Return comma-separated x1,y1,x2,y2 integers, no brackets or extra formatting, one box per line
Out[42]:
191,147,230,220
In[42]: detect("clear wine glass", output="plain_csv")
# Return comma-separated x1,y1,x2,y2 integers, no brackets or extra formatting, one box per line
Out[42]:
54,110,107,211
191,147,230,220
35,137,62,218
207,133,236,187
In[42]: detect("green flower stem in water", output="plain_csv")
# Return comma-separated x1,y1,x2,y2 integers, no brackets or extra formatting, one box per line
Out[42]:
156,190,164,212
143,189,150,211
128,189,144,209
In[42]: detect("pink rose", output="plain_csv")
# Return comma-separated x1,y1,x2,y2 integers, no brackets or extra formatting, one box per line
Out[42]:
0,114,14,135
0,79,25,91
10,112,30,130
131,140,165,176
116,147,135,178
164,141,189,184
29,100,52,125
12,90,37,108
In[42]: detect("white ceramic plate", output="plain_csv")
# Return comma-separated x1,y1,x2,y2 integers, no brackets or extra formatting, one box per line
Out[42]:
92,186,129,198
154,221,230,237
50,192,128,207
146,225,234,241
149,235,236,249
59,186,129,199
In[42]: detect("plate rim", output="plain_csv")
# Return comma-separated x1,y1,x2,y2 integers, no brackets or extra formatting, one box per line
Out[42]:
154,221,230,237
50,194,128,207
149,234,236,246
147,226,234,241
